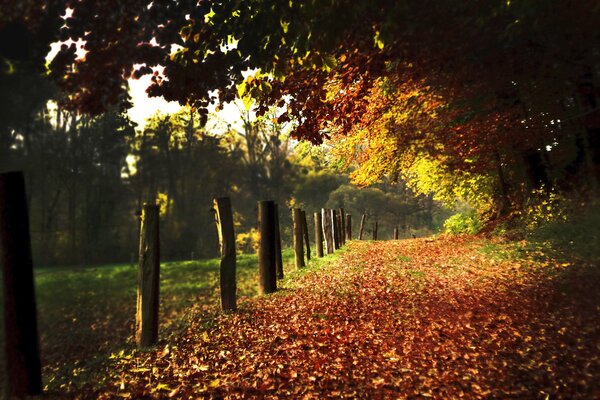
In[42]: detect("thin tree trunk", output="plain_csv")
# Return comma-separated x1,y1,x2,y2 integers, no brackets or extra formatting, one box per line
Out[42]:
358,214,367,240
494,151,510,217
393,226,399,240
314,211,324,257
322,208,334,254
258,201,277,294
301,210,311,261
0,171,42,397
213,197,236,311
136,203,160,348
274,204,283,280
292,208,305,268
372,222,378,240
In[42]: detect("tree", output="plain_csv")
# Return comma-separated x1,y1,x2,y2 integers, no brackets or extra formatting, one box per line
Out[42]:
6,0,598,227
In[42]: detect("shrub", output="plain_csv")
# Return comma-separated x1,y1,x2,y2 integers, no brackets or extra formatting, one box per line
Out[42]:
236,229,260,254
443,211,480,235
522,186,569,229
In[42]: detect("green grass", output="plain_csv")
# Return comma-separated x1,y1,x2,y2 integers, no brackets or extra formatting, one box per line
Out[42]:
0,248,303,391
279,246,347,289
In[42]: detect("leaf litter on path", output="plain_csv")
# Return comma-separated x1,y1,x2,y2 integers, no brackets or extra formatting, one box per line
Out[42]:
69,236,600,399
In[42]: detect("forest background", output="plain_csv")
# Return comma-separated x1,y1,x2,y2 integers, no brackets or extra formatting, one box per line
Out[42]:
2,1,600,265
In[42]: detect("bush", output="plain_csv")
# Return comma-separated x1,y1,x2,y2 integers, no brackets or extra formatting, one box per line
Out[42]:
236,229,260,254
443,211,480,235
522,186,569,229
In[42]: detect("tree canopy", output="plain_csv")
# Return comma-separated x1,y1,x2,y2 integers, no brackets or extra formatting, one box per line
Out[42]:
3,0,600,220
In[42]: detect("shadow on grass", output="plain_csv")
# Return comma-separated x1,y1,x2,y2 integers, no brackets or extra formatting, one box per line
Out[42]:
0,249,298,392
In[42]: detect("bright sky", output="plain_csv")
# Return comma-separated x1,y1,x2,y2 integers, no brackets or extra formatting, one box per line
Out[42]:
126,75,184,129
48,42,244,132
127,76,246,132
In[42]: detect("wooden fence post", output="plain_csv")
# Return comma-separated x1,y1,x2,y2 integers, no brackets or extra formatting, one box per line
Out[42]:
274,204,284,280
0,171,42,397
301,210,311,261
213,197,236,311
331,209,339,250
258,201,277,294
136,203,160,348
345,214,352,241
339,208,345,245
292,207,305,268
314,211,324,257
393,226,399,240
358,214,367,240
372,222,378,240
322,208,334,254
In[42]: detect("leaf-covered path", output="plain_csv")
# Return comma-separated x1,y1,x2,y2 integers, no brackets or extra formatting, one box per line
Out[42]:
86,237,599,399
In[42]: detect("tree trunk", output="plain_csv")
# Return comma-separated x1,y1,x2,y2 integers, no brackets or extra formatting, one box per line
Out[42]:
292,208,305,268
258,201,277,294
213,197,236,311
393,226,399,240
358,214,367,240
372,222,378,240
494,151,510,217
274,204,283,280
322,208,334,254
136,203,160,348
314,211,324,257
0,171,42,398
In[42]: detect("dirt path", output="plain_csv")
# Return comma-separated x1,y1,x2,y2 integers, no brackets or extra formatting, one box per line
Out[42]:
79,236,599,399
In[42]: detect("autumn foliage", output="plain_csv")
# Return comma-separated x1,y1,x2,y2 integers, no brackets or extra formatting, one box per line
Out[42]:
12,0,592,219
42,236,598,399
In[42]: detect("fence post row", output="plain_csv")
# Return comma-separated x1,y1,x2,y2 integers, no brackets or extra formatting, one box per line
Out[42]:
300,210,311,261
292,207,305,268
314,211,324,257
345,214,352,241
258,201,277,294
0,171,43,398
322,208,334,254
274,203,284,280
213,197,237,311
136,202,160,348
358,214,366,240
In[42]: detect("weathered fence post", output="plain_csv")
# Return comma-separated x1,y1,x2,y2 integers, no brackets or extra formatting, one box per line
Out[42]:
322,208,334,254
292,207,305,268
136,203,160,348
314,211,324,257
213,197,236,311
0,171,42,398
393,226,399,240
258,201,277,294
339,208,345,245
301,210,311,261
345,214,352,241
331,209,339,250
358,214,367,240
372,222,378,240
274,204,284,280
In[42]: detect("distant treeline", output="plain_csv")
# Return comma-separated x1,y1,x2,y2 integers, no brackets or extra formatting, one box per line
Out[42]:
2,100,444,266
